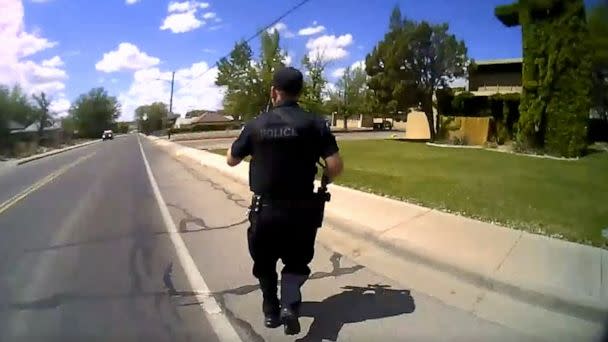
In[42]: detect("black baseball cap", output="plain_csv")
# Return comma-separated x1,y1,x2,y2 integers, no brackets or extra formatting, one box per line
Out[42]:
272,67,304,96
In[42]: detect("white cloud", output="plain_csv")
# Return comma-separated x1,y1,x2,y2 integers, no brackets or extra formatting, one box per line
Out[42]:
42,55,64,67
168,1,208,12
49,97,70,117
0,0,67,97
267,22,295,38
118,61,225,121
202,12,216,19
95,42,160,73
161,1,215,33
306,34,354,62
160,10,203,33
298,25,325,36
351,59,365,70
125,0,140,4
331,67,345,78
284,54,293,66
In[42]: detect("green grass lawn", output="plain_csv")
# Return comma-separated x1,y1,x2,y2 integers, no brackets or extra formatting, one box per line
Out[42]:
212,141,608,246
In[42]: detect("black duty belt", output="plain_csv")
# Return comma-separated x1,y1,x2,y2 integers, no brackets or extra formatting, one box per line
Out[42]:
251,194,317,209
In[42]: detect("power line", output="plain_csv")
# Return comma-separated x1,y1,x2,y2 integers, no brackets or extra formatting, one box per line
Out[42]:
182,0,313,89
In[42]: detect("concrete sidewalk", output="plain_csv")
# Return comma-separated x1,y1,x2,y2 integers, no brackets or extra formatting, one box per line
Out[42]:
16,139,100,165
147,136,608,324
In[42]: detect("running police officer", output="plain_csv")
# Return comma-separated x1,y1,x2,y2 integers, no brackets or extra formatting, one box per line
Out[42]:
226,67,343,335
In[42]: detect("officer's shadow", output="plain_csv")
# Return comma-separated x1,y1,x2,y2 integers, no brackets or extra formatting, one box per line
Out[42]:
297,284,415,342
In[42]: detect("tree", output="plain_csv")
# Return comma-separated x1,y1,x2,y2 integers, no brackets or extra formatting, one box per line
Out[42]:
366,6,469,140
300,53,329,114
327,65,369,129
589,3,608,120
496,0,592,157
216,31,287,119
135,102,168,134
69,87,120,138
256,31,287,110
0,85,37,147
32,92,52,140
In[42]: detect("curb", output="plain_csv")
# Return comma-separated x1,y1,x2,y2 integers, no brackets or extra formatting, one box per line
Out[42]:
17,140,100,165
144,135,608,323
323,215,608,324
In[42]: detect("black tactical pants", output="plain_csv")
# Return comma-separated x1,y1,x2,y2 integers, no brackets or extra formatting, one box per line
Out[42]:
247,201,318,314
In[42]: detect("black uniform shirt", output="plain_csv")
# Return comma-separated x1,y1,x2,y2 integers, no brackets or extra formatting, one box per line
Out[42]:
230,100,339,199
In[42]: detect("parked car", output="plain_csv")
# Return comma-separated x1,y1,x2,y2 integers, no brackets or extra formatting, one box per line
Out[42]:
102,130,114,140
372,121,393,131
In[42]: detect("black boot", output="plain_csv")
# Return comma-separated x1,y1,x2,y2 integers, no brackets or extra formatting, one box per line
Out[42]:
280,273,307,335
259,278,281,328
280,305,301,335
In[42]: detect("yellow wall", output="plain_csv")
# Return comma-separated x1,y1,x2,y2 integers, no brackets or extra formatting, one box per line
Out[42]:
444,116,492,145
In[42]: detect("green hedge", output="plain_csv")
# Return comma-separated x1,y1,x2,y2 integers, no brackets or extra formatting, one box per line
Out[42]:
497,0,592,157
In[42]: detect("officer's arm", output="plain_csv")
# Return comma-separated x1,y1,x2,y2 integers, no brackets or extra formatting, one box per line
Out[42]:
226,147,242,166
317,120,343,180
227,122,253,167
324,152,344,180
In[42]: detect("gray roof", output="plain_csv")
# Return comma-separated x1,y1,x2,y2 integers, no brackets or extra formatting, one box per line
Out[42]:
16,121,62,133
192,112,232,123
7,120,26,130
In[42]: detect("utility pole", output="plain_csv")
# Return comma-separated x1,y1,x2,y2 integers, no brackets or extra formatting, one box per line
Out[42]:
157,71,175,135
169,71,175,115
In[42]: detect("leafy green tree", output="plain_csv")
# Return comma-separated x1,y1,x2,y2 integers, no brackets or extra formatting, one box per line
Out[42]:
216,41,258,117
69,87,120,138
327,65,369,129
496,0,592,157
61,116,76,137
589,3,608,120
32,92,52,140
366,6,469,139
216,31,287,119
0,85,37,146
300,53,328,114
135,102,168,134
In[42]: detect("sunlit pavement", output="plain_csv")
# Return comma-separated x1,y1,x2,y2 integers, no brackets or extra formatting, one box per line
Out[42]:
0,134,542,341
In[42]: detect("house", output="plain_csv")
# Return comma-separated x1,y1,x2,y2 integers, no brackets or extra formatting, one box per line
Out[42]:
7,120,26,133
190,112,233,126
10,119,64,148
167,113,180,127
467,58,523,96
176,111,238,130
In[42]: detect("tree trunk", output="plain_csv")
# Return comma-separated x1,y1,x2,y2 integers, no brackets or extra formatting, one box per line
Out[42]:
422,93,435,141
343,115,348,130
37,114,46,145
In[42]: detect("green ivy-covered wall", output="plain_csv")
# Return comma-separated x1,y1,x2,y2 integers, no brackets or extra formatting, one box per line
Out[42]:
495,0,592,157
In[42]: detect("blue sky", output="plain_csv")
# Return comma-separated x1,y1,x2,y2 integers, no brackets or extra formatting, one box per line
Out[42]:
1,0,600,120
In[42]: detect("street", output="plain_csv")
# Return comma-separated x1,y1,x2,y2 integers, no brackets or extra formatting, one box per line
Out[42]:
0,134,548,341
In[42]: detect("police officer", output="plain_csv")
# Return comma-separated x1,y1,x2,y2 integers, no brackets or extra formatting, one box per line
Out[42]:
226,67,344,335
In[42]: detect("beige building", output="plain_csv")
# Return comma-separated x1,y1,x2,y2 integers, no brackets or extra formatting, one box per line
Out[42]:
466,58,523,96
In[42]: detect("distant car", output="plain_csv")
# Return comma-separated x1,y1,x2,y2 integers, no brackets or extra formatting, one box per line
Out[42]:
102,130,114,140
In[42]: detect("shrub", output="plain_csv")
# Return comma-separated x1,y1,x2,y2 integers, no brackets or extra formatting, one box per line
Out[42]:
497,0,592,157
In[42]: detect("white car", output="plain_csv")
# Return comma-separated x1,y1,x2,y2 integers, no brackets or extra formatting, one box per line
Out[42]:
102,130,114,140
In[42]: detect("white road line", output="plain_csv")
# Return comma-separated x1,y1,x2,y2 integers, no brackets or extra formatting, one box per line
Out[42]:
137,136,243,342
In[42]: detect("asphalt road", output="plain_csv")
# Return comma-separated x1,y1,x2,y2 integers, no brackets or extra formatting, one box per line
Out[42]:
175,131,400,151
0,134,579,341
